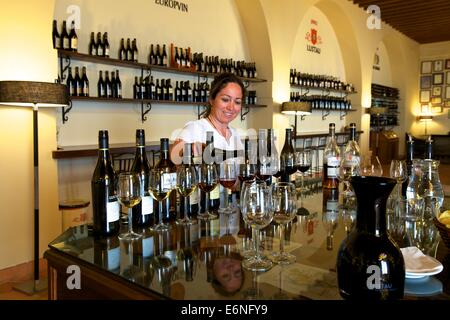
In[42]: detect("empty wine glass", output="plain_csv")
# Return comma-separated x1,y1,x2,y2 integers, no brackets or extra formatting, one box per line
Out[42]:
390,160,407,201
361,152,383,176
198,163,219,220
241,180,274,271
176,164,198,225
271,182,297,264
116,172,142,241
149,168,175,231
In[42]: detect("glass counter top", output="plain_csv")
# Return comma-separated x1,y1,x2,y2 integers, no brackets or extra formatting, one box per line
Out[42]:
48,186,450,300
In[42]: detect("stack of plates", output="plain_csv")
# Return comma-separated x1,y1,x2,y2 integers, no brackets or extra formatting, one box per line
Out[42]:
400,246,444,279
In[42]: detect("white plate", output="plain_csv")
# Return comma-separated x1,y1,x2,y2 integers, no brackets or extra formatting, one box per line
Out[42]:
405,264,444,279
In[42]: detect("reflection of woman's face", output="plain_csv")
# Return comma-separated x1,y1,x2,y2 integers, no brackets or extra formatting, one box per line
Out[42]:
213,257,242,293
209,82,242,125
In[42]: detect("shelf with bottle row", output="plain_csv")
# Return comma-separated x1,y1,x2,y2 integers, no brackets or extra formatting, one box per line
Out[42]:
58,49,267,123
369,83,400,128
69,95,267,122
290,83,358,97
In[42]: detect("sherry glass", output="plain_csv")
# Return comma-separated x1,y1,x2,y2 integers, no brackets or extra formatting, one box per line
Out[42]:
176,164,198,225
295,149,312,193
149,168,175,231
241,180,274,271
271,182,297,264
116,172,142,241
198,163,219,220
390,160,407,201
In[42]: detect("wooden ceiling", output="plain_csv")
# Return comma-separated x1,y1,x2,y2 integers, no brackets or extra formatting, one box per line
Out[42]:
351,0,450,43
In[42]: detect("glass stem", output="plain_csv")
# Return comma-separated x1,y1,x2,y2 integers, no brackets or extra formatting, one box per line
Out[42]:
301,174,305,191
205,191,210,214
252,228,258,257
223,188,229,208
279,224,285,255
158,232,164,256
184,196,189,220
254,228,260,260
159,201,163,226
397,182,401,200
128,207,133,234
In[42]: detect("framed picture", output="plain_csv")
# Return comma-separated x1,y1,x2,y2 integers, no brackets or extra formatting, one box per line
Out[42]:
446,86,450,100
446,71,450,85
445,59,450,70
420,75,432,89
445,100,450,108
421,61,432,74
434,60,444,72
433,73,444,85
431,96,442,104
432,86,442,97
432,105,443,113
420,90,431,103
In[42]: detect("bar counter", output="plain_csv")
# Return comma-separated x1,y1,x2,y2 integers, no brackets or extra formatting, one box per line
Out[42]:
45,186,450,300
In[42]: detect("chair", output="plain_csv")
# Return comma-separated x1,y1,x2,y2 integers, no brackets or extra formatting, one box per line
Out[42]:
113,153,135,173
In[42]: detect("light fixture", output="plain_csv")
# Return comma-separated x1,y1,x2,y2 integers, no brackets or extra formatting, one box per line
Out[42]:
417,114,433,135
0,81,69,295
281,101,312,136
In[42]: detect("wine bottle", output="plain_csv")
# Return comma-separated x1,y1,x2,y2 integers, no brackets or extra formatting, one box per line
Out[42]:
200,132,220,213
74,66,82,97
162,44,168,66
68,20,78,52
89,32,96,56
156,44,162,66
133,76,139,99
81,66,89,97
323,123,340,189
132,38,138,62
61,21,70,50
140,77,147,100
154,138,177,223
131,129,153,227
96,32,104,57
110,72,117,98
149,44,156,65
166,79,173,101
103,32,110,57
104,71,112,98
115,70,122,99
179,143,199,220
149,76,156,100
126,38,132,61
92,130,120,236
279,128,296,183
66,67,75,96
425,136,433,160
119,38,126,61
342,123,361,179
98,71,105,97
52,20,60,49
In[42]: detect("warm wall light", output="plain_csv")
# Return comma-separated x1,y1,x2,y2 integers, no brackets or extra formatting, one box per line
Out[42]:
417,114,433,135
281,101,312,135
0,81,69,295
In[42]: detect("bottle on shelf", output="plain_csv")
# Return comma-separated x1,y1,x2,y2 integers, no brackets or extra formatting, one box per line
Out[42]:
162,44,168,66
132,38,138,63
166,79,173,101
61,21,70,51
149,44,156,65
115,70,122,99
97,70,105,98
103,32,110,58
89,32,97,56
81,66,89,97
126,38,132,61
52,20,60,49
154,138,177,223
96,32,104,57
323,123,340,189
74,66,82,97
91,130,120,236
133,76,140,99
110,72,117,98
104,71,112,98
131,129,153,227
119,38,126,61
149,76,156,100
279,128,296,183
140,77,147,100
66,67,75,96
68,20,78,52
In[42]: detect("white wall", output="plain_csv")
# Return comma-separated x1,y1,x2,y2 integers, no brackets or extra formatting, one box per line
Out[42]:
372,42,393,87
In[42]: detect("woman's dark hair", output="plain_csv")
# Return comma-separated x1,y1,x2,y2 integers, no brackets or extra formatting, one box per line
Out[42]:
201,72,246,118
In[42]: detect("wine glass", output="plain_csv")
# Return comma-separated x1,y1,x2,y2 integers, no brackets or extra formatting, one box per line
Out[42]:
271,182,297,264
240,180,274,271
116,172,142,241
219,158,238,212
361,152,383,176
390,160,407,201
149,168,175,231
198,163,219,220
176,164,198,225
295,149,312,193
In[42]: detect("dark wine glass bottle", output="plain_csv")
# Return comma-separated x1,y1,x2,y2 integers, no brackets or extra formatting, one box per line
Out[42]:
279,128,296,183
91,130,120,236
336,176,405,300
131,129,153,227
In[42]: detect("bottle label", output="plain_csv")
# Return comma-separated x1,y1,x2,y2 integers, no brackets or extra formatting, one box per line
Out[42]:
327,156,340,177
63,38,70,50
71,38,78,50
344,155,360,167
107,86,112,97
54,36,60,49
326,200,339,213
141,195,153,215
190,189,199,205
104,47,109,57
163,56,167,66
84,84,89,96
162,172,177,190
210,185,220,200
107,247,120,271
98,47,103,56
142,236,154,258
106,198,120,223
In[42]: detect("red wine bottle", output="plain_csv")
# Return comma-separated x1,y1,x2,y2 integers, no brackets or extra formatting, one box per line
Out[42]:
91,130,120,236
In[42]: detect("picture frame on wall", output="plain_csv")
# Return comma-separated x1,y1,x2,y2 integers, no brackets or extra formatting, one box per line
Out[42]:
432,105,443,113
432,86,442,97
433,73,444,85
421,61,432,74
420,90,431,103
445,59,450,70
420,75,432,89
431,96,442,104
445,100,450,108
433,60,444,72
446,86,450,100
446,71,450,85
